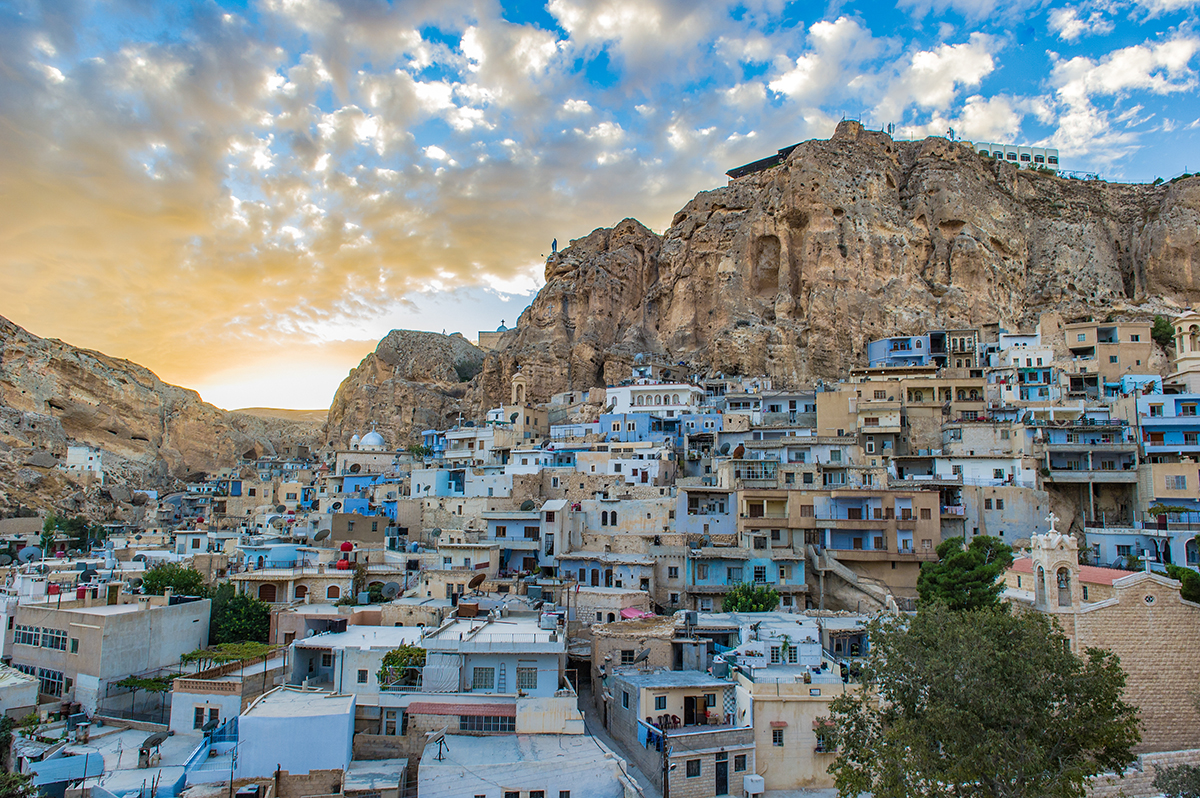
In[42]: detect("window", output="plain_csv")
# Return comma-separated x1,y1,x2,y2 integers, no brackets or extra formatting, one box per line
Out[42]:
545,511,555,522
1167,475,1188,490
704,693,717,708
459,715,515,732
1150,404,1164,417
1117,545,1132,557
41,628,67,650
734,754,747,772
37,668,64,697
700,598,713,611
531,792,545,798
495,525,507,538
920,508,931,520
321,653,333,667
1183,404,1198,417
874,390,886,399
327,585,340,599
1082,586,1089,601
14,625,38,646
1131,334,1140,342
286,492,297,500
194,706,206,729
1109,355,1119,363
985,499,993,510
773,728,784,746
517,667,537,690
864,417,879,426
696,563,710,580
952,465,963,475
996,499,1004,510
686,760,701,778
357,669,368,684
668,566,679,579
70,638,79,654
505,793,520,798
779,565,791,580
192,538,201,549
653,695,668,711
1077,333,1086,342
622,690,629,708
560,793,571,798
727,567,743,582
670,593,679,603
770,646,781,664
472,667,495,690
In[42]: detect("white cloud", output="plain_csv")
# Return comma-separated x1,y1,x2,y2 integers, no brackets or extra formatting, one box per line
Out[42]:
424,145,448,160
1048,7,1114,42
562,99,592,113
768,17,879,103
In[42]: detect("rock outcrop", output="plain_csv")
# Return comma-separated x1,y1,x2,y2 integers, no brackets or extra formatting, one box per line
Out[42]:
325,330,485,448
464,122,1200,411
0,315,322,512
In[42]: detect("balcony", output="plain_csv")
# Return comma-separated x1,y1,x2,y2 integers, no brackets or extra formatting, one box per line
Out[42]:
1043,468,1138,484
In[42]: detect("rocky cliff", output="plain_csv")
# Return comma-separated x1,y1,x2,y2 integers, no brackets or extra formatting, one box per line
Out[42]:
324,330,485,448
464,121,1200,410
0,315,322,513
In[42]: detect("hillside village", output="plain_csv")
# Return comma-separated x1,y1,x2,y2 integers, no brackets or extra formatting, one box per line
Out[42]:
0,307,1199,797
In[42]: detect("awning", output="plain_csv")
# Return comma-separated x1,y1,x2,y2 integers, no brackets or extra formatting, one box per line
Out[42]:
620,608,654,620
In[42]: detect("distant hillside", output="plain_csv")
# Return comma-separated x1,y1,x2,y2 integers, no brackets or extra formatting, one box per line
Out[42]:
233,408,329,424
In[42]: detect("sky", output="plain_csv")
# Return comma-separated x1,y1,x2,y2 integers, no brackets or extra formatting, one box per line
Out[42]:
1,0,1198,411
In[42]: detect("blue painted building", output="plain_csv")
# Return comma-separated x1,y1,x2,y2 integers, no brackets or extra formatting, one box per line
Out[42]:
1138,393,1200,458
867,335,932,368
685,550,805,611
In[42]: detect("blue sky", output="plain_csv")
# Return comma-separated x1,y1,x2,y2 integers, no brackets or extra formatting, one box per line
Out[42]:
0,0,1197,409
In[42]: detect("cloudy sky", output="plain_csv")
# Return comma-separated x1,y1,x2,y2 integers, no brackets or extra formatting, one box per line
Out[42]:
1,0,1198,410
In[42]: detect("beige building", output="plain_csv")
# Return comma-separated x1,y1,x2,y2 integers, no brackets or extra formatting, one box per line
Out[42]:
1167,309,1200,392
1062,320,1154,383
1006,531,1200,752
4,592,210,714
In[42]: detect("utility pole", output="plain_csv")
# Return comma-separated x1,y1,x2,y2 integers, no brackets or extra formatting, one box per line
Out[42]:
661,725,671,798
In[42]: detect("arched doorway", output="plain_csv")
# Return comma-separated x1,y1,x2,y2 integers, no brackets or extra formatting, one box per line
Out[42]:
327,585,341,600
1056,568,1071,607
258,584,277,602
295,585,308,600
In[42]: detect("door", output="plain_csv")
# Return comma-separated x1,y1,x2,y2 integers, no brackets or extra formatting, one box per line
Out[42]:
641,470,648,483
715,761,728,795
683,696,697,726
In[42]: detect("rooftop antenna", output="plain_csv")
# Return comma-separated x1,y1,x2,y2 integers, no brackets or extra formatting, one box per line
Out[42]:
426,726,451,761
633,648,652,671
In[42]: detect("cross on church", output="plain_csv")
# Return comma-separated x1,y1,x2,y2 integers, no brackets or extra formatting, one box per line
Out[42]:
1139,549,1156,573
1045,511,1060,534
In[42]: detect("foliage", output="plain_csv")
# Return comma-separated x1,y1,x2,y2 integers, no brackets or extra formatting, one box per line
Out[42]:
1166,565,1200,604
1148,504,1194,517
208,582,270,644
721,582,780,612
0,772,37,798
824,604,1141,798
1153,315,1176,349
1154,764,1200,798
181,641,273,671
917,535,1014,611
0,716,13,772
141,562,207,596
377,644,426,684
41,513,104,551
16,714,39,736
115,675,174,693
406,444,433,457
1153,176,1165,185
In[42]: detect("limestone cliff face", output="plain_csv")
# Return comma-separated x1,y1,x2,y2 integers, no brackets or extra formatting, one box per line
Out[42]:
0,316,321,497
469,122,1200,410
325,330,485,448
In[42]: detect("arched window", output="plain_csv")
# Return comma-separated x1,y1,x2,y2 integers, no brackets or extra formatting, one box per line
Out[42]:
258,584,276,602
607,612,616,623
601,511,609,526
1057,567,1071,607
673,394,680,404
1190,325,1199,353
636,395,644,406
913,391,924,402
327,585,341,600
256,556,265,569
1036,566,1046,605
611,511,618,525
295,585,308,599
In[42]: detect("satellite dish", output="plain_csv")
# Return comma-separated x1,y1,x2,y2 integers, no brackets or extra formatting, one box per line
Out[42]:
468,572,487,592
276,505,286,514
719,442,731,455
271,518,285,529
129,577,144,588
79,569,99,584
331,502,342,511
510,412,519,423
133,553,147,562
314,529,331,542
520,500,536,511
382,582,401,599
17,546,42,564
0,554,12,566
633,648,651,664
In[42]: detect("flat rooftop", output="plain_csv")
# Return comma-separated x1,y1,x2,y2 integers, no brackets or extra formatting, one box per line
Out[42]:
295,626,424,650
616,669,729,689
243,687,355,718
419,734,628,798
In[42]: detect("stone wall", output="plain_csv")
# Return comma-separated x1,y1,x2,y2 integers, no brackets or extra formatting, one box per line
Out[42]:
1088,748,1200,798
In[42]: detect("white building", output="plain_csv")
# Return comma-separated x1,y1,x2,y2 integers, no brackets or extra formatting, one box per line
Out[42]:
289,627,424,703
968,141,1060,170
605,381,705,417
421,615,567,698
62,445,104,484
236,687,355,779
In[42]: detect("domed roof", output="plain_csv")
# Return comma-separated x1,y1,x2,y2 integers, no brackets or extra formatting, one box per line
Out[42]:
360,430,386,448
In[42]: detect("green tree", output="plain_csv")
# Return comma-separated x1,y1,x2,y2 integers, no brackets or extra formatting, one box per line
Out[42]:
0,772,37,798
377,644,426,685
917,535,1014,611
721,582,780,612
1154,764,1200,798
1167,564,1200,603
1153,315,1176,349
209,583,270,644
825,604,1141,798
141,563,207,596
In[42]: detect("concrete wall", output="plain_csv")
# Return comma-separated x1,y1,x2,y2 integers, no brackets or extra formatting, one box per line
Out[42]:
237,699,355,778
